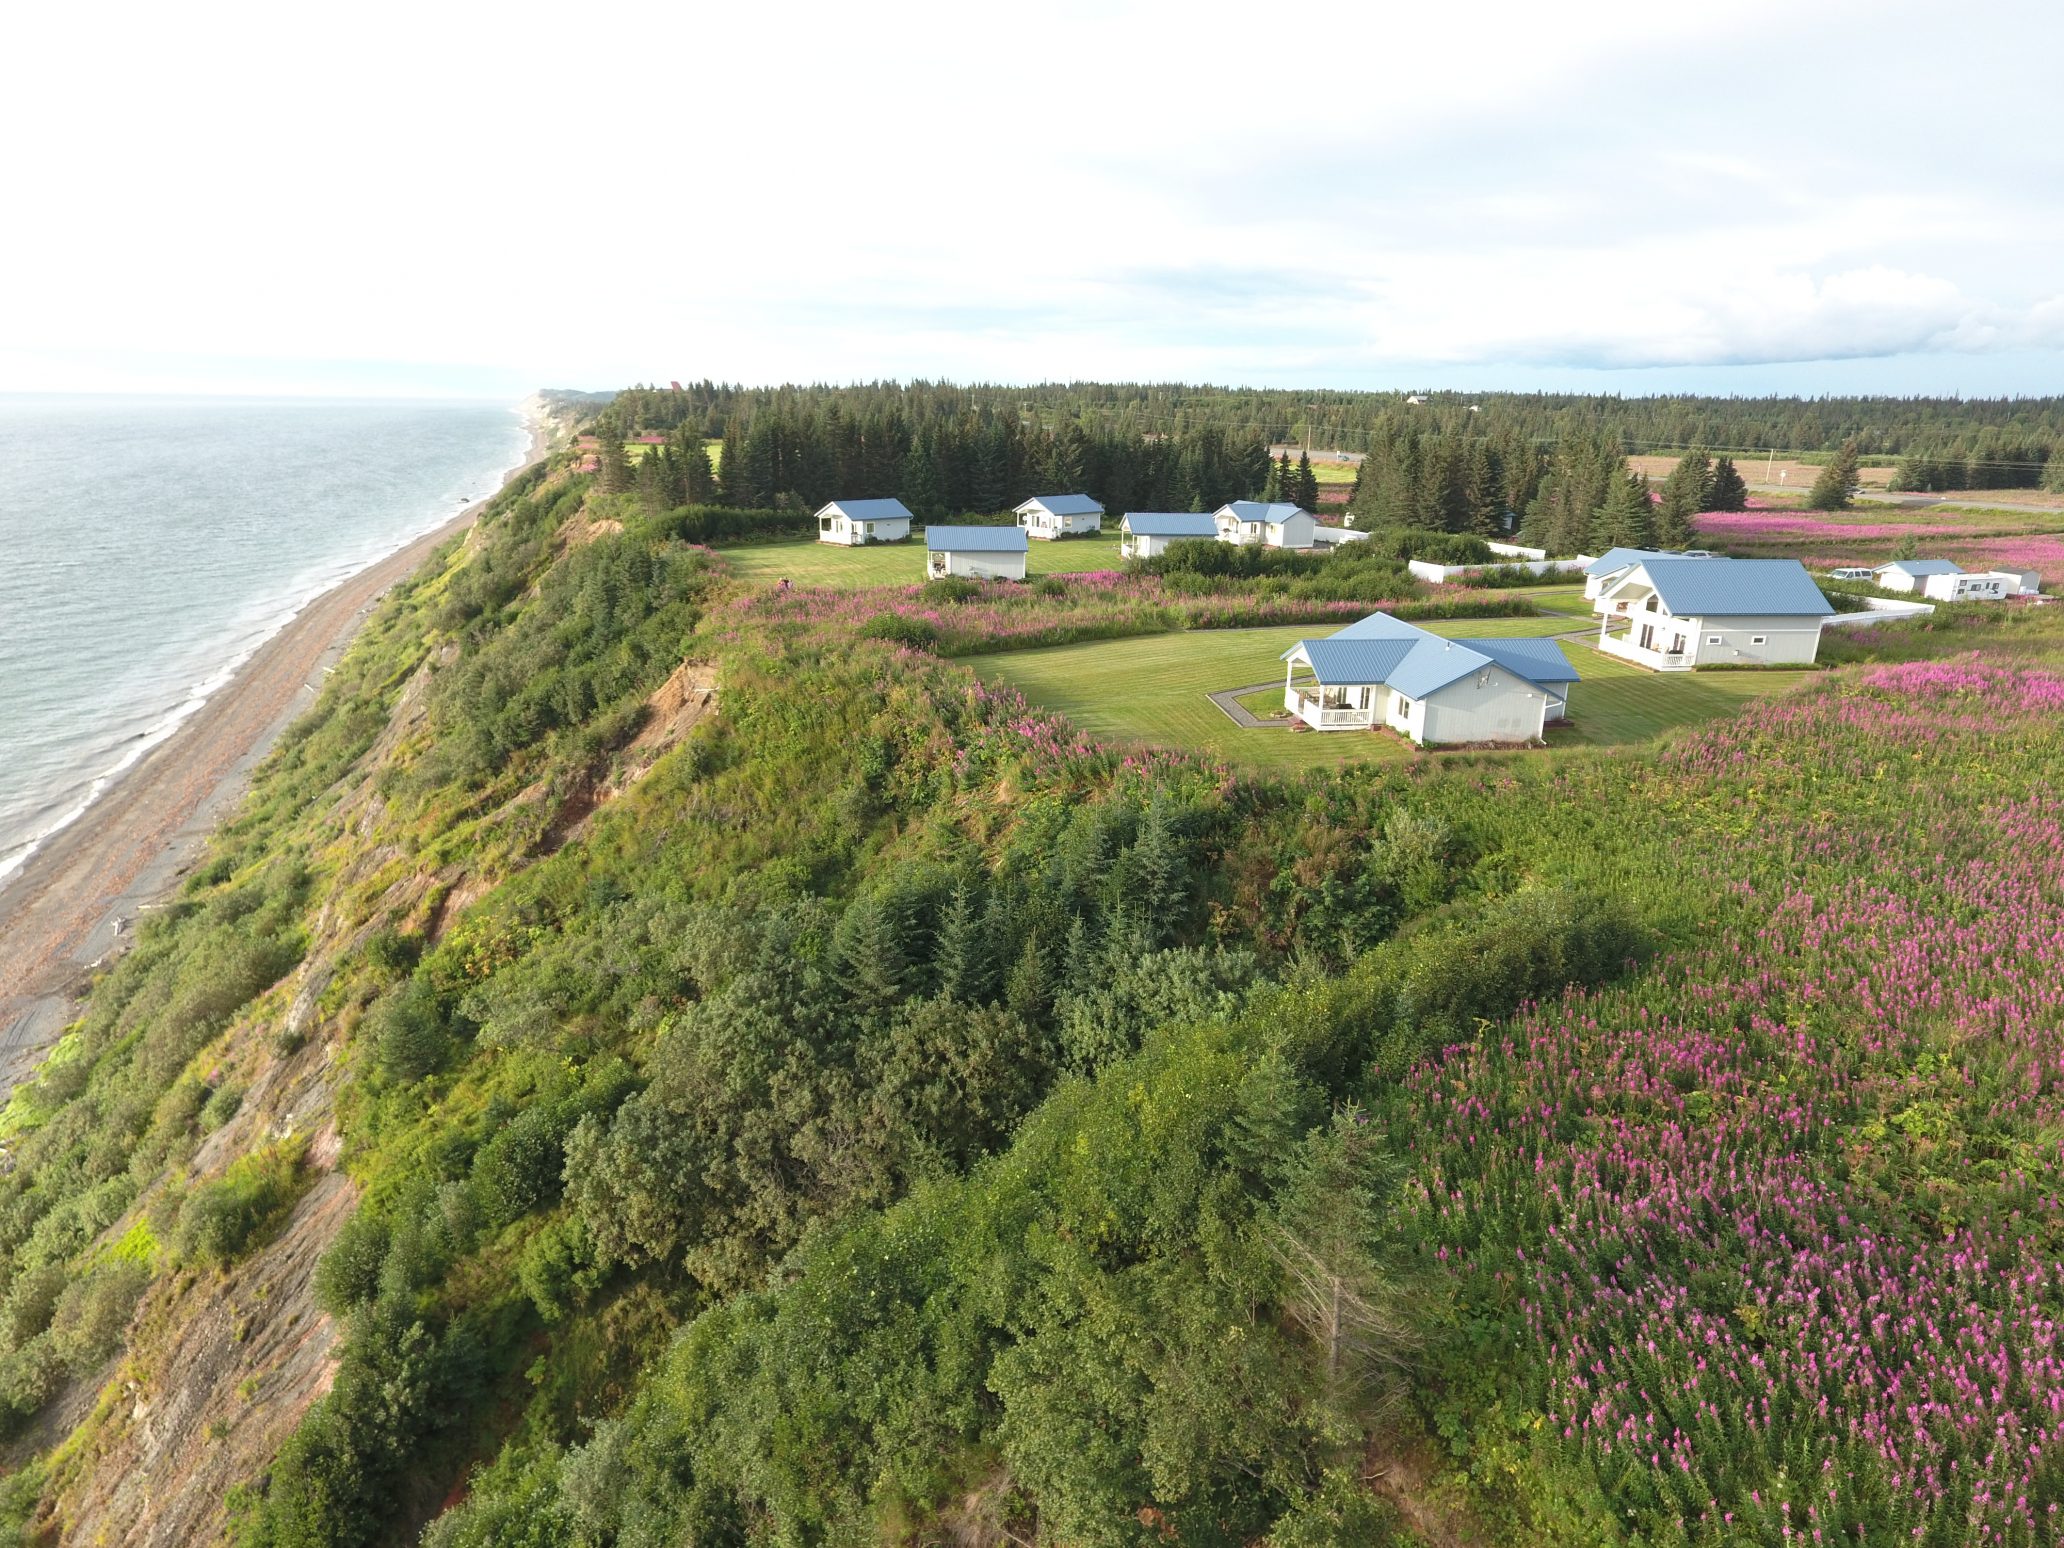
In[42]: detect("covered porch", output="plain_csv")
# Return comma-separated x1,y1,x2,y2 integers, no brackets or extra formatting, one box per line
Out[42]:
1596,612,1693,672
1281,649,1395,731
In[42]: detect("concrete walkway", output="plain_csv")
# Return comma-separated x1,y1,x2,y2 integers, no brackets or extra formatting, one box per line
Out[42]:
1207,682,1290,727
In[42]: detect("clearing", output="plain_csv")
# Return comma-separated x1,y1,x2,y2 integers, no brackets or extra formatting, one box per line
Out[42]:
961,624,1813,771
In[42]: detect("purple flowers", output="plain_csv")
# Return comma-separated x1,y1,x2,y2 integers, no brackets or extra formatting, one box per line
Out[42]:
1390,660,2064,1543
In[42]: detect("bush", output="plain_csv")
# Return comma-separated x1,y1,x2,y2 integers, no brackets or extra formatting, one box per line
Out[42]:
176,1139,309,1268
200,1081,245,1133
859,613,940,651
47,1259,150,1373
314,1211,392,1318
919,576,981,605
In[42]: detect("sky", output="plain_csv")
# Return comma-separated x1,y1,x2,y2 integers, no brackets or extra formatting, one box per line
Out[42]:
2,0,2060,400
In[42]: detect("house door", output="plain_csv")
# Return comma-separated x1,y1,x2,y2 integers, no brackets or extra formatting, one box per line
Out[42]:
1639,623,1655,651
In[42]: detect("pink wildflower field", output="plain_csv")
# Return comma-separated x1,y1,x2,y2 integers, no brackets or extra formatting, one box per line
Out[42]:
1389,660,2064,1544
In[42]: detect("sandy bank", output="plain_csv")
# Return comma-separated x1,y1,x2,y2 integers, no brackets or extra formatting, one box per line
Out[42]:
0,415,553,1094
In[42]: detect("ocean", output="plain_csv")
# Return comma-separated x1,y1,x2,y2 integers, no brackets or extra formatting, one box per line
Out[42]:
0,395,531,887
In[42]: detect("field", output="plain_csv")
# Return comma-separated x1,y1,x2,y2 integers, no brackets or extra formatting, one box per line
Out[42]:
720,530,1124,586
961,622,1814,771
1691,506,2064,585
1629,452,1896,490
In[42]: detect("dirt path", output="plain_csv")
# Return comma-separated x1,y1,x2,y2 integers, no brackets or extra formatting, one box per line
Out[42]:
0,433,546,1094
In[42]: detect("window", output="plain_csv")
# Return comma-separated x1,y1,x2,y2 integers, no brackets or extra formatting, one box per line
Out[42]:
1708,634,1724,644
1751,634,1767,645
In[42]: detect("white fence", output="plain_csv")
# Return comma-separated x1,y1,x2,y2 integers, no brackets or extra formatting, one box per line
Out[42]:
1484,541,1548,561
1823,597,1937,630
1407,556,1589,584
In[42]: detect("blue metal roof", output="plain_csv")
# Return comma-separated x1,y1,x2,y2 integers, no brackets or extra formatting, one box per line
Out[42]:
1219,501,1311,524
1584,546,1718,577
1281,638,1419,684
1018,494,1104,517
1123,512,1219,537
1456,637,1581,686
817,497,912,522
1875,559,1961,576
1635,558,1834,617
1387,639,1497,699
1326,611,1428,643
926,525,1028,553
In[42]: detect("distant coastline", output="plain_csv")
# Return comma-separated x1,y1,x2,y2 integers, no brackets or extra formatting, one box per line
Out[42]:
0,402,554,1094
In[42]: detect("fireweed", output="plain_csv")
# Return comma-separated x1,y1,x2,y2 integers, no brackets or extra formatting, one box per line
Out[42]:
1390,660,2064,1546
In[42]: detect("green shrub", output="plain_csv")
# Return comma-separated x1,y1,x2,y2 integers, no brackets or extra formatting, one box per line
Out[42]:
176,1139,309,1268
200,1081,245,1134
919,576,980,605
860,613,940,651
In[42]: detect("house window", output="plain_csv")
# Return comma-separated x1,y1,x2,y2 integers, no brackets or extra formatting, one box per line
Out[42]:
1707,634,1723,644
1751,634,1767,645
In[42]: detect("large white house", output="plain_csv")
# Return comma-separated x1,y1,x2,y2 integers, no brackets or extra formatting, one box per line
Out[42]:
1582,546,1719,601
1015,494,1104,539
926,525,1029,580
1215,502,1317,550
1594,557,1834,670
815,498,913,546
1280,611,1579,746
1120,511,1218,559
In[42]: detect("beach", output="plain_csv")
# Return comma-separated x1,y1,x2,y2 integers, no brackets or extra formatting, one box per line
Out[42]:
0,418,551,1094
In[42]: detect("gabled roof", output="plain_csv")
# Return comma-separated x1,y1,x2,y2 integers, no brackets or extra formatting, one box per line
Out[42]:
926,525,1028,553
1874,559,1961,576
1284,612,1580,700
1458,637,1581,686
1016,493,1104,517
1122,512,1218,537
1219,501,1311,524
816,497,912,522
1282,638,1420,685
1627,558,1834,617
1585,546,1717,577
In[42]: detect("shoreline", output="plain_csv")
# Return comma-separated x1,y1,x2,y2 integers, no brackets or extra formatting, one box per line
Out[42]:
0,412,554,1095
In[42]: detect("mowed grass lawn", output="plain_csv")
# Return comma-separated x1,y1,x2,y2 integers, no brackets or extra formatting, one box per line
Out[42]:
962,624,1817,771
721,531,1125,587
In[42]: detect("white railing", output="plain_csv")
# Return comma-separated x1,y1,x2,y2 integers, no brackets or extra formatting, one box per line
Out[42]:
1288,689,1371,728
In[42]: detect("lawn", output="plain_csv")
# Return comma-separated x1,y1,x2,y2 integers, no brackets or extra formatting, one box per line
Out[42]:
721,531,1125,587
961,623,1817,771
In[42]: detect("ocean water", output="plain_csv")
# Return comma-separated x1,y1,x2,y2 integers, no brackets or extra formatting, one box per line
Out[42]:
0,396,530,887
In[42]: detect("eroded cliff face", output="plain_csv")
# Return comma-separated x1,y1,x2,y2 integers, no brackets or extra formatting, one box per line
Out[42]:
4,469,706,1545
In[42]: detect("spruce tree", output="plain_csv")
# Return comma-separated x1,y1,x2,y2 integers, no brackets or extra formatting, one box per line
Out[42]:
1591,469,1655,550
903,439,946,521
1708,457,1750,512
1465,440,1503,535
932,878,992,1004
716,423,750,506
1654,450,1712,548
1295,452,1320,511
595,430,633,496
679,435,717,503
1807,442,1861,511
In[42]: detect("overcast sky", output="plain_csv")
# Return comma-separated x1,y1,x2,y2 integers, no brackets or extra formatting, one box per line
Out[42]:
3,0,2059,399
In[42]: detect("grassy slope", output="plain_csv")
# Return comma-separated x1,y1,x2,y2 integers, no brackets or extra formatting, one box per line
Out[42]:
720,531,1126,586
961,623,1811,771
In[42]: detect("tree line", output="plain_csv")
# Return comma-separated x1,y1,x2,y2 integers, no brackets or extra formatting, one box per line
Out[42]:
599,379,2064,485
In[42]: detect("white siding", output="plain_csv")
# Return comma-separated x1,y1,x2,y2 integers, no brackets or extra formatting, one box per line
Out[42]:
1680,615,1825,666
1266,512,1318,549
1419,667,1549,745
930,549,1027,581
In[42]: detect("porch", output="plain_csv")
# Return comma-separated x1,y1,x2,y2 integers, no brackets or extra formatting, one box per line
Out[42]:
1596,616,1693,672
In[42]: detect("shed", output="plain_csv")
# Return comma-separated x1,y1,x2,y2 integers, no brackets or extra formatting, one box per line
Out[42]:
1015,494,1105,539
1120,511,1218,560
926,525,1029,581
816,498,913,546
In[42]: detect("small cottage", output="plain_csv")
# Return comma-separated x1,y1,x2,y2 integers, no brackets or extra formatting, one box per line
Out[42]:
1015,494,1105,539
1279,611,1579,746
1870,559,1961,594
816,498,913,546
1594,558,1833,669
1120,512,1218,559
1215,502,1317,550
926,525,1028,581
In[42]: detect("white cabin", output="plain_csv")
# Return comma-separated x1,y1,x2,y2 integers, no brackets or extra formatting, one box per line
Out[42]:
816,498,913,546
1595,558,1833,670
926,525,1028,581
1120,511,1218,559
1015,494,1104,539
1214,502,1317,550
1871,559,1961,595
1280,612,1578,746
